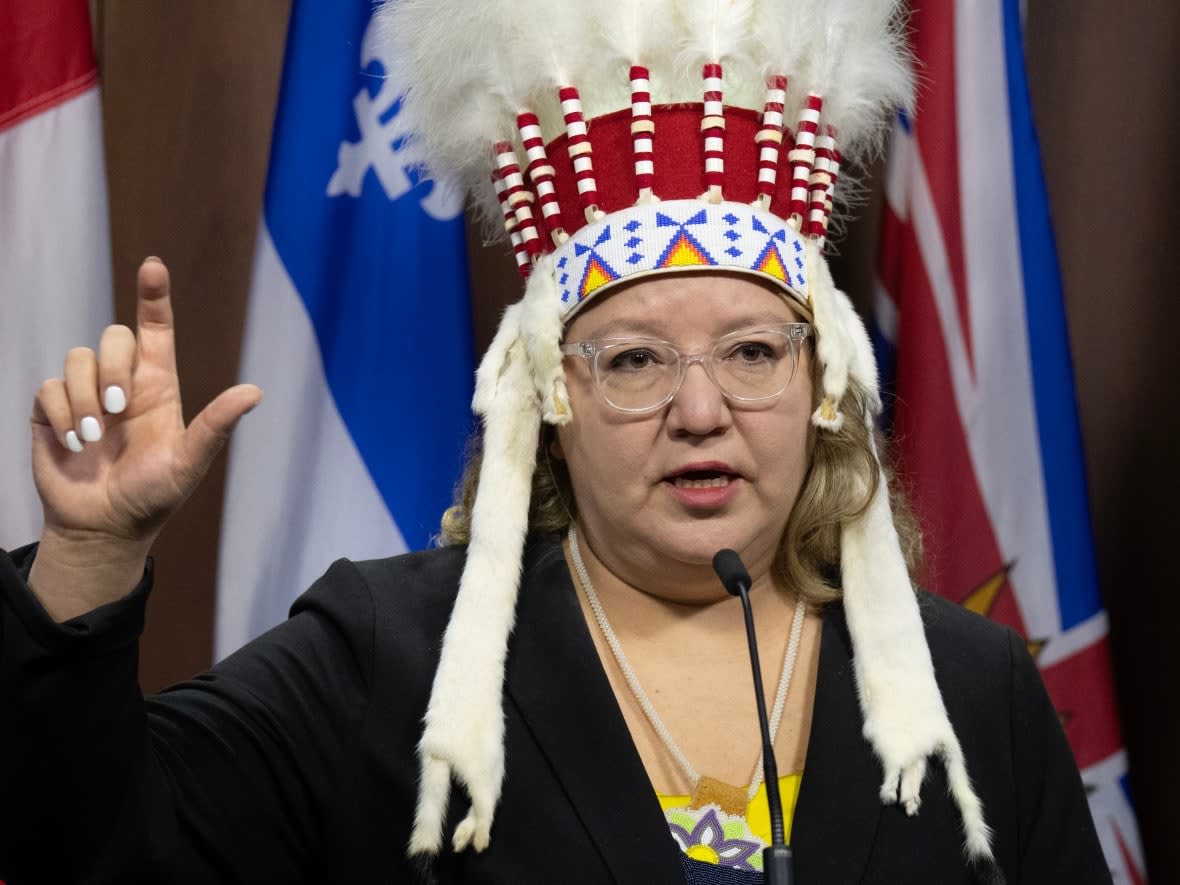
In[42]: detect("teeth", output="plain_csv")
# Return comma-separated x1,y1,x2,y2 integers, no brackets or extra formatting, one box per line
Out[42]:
673,475,732,489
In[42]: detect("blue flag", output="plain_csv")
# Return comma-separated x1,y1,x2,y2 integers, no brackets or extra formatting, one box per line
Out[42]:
216,1,474,657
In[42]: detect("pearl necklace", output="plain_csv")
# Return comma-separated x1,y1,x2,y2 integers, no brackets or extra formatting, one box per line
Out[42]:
567,523,806,804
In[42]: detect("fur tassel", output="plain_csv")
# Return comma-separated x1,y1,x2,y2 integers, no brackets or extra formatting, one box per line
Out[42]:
472,302,526,415
805,238,882,422
805,240,853,428
409,315,542,857
519,256,572,424
969,857,1009,885
841,437,995,863
810,229,993,862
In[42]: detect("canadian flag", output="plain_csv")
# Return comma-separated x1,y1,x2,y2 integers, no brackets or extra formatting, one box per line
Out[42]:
0,0,113,549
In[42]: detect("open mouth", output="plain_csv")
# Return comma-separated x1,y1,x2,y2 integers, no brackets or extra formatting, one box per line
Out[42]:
664,462,741,490
669,470,734,489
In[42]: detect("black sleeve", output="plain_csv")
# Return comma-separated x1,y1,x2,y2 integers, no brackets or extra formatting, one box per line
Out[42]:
1007,628,1112,883
0,545,377,885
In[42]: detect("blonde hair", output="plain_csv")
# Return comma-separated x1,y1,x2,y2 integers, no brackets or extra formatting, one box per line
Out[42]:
440,358,922,606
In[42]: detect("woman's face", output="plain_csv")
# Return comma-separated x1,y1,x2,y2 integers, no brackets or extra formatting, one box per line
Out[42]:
556,272,813,597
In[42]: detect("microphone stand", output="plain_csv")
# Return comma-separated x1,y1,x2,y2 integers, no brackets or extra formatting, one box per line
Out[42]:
714,550,795,885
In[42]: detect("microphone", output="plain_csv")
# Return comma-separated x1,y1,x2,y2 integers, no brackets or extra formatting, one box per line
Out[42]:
713,549,795,885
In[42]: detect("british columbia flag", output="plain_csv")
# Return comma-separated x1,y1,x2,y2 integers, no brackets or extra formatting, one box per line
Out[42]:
874,0,1146,881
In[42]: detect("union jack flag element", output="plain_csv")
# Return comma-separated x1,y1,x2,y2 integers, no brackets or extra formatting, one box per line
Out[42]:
874,1,1146,881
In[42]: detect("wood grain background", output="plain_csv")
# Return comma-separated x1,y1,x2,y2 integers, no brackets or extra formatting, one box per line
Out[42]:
86,1,1178,878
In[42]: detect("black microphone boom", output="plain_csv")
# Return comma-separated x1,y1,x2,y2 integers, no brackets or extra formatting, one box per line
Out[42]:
712,549,795,885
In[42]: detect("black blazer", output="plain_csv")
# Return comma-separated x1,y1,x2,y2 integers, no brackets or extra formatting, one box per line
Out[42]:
0,537,1108,884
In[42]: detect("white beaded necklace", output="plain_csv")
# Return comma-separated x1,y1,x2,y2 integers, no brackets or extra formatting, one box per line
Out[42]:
567,523,806,804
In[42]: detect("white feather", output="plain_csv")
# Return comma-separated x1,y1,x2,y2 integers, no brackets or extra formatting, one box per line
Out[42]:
750,0,822,118
750,0,816,78
597,0,677,65
381,0,913,247
379,0,516,227
677,0,754,63
812,0,914,160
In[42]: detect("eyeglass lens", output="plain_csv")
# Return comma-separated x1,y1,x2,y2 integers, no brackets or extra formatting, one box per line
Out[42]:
594,328,802,411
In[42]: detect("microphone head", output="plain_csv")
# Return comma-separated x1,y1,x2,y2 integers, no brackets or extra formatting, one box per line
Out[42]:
712,549,751,597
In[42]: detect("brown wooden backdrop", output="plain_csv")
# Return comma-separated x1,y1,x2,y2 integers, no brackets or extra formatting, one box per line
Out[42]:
89,1,1178,879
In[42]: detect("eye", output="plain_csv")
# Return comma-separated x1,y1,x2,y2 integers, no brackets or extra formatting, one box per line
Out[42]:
726,341,776,363
607,348,663,372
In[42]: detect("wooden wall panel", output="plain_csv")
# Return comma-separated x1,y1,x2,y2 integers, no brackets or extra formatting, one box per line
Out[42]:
1026,3,1180,878
95,0,290,688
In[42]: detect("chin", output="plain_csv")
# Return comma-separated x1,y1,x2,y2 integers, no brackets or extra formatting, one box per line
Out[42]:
644,520,775,571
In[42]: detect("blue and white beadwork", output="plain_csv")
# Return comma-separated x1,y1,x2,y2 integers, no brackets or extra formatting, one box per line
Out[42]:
552,200,810,319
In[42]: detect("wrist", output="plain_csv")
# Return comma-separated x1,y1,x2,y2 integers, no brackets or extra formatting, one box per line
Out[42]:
29,527,152,622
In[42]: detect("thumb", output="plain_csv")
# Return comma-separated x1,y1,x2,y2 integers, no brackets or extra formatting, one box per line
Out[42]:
179,384,264,479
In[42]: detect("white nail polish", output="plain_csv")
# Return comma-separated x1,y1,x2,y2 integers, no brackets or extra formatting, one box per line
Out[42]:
103,385,126,414
80,416,102,443
65,430,84,453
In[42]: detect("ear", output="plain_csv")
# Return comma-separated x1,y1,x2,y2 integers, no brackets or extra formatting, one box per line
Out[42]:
548,432,566,461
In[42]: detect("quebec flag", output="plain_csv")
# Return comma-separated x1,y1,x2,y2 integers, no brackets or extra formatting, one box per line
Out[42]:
875,0,1146,880
216,2,473,659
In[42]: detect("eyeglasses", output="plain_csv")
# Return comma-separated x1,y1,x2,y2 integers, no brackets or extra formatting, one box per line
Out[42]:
560,323,812,413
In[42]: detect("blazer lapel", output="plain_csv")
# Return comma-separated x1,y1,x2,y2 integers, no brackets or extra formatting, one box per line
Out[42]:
791,603,883,883
505,537,684,884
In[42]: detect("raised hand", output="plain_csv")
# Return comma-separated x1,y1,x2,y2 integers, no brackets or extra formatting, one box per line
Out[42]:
27,258,262,620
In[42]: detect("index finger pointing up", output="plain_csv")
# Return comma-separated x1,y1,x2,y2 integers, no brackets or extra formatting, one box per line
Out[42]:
136,256,177,372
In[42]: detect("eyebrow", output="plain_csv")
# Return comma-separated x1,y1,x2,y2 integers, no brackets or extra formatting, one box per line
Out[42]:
578,312,797,340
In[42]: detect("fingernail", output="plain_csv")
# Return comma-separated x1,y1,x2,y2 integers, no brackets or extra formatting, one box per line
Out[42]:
144,255,162,264
65,430,84,453
103,385,127,414
79,416,102,443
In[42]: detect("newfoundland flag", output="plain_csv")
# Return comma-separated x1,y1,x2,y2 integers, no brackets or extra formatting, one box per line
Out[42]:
216,2,473,658
875,0,1146,881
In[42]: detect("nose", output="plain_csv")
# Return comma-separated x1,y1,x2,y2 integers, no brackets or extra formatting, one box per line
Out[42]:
665,358,732,436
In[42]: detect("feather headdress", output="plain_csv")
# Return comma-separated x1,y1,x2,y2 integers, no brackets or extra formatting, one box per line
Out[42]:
378,0,997,875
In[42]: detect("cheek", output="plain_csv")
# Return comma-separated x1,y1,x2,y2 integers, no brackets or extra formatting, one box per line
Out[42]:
752,393,813,490
556,410,657,504
555,415,609,495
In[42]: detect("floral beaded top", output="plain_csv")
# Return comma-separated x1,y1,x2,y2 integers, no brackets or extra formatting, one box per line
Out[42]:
657,773,802,873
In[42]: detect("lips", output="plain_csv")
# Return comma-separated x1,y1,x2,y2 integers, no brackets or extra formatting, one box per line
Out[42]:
672,475,732,489
662,462,743,509
663,461,742,489
665,464,736,493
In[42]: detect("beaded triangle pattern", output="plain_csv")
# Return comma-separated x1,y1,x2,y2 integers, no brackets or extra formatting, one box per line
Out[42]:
555,200,808,314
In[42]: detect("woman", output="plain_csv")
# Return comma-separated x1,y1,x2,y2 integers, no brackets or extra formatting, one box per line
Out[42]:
0,0,1108,882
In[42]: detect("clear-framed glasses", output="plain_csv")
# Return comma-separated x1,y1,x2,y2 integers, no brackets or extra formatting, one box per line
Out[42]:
560,323,812,413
